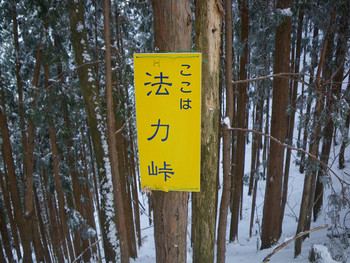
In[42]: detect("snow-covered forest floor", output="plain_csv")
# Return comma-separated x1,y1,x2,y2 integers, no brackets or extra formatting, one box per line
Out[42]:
134,132,350,262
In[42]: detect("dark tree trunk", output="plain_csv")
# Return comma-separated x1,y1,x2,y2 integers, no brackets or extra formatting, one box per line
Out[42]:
231,0,248,241
104,0,130,261
261,0,292,249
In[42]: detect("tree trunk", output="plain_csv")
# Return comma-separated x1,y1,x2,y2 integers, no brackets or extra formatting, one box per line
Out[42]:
0,199,14,262
314,8,349,220
339,81,350,169
281,10,304,228
294,10,336,257
103,0,130,261
231,0,248,241
261,0,292,249
67,0,119,260
192,0,222,262
0,73,30,261
151,1,191,262
217,0,233,261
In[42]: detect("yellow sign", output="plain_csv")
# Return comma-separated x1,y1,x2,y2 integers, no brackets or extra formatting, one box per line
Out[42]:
134,53,201,192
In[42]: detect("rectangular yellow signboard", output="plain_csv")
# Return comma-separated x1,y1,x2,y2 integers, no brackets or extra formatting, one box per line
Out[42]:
134,53,201,192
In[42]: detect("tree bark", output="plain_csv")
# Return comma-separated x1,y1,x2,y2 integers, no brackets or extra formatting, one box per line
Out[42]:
217,0,234,261
294,9,336,257
192,1,222,262
151,1,191,262
103,0,130,261
281,9,304,229
314,7,349,220
67,0,119,260
0,71,30,261
0,196,14,262
261,0,292,249
231,0,248,241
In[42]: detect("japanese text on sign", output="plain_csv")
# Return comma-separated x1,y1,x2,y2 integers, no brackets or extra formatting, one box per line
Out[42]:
134,53,201,192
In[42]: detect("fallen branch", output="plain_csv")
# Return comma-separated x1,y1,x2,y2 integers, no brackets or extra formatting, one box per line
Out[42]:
262,224,328,263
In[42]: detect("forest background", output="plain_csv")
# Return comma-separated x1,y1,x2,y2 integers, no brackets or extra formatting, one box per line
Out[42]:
0,0,350,262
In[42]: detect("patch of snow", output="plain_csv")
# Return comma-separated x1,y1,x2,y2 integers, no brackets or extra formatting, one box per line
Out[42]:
223,116,231,128
76,21,84,33
278,8,292,17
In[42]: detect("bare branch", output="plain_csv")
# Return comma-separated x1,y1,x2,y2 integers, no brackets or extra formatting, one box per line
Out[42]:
262,224,328,263
228,127,350,186
232,72,326,96
72,238,102,263
124,0,151,5
115,116,132,135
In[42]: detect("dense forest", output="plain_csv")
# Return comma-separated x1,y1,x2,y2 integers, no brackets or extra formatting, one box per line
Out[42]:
0,0,350,262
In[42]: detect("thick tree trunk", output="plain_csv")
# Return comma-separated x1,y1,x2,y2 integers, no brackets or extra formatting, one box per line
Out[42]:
151,1,191,262
261,0,292,249
192,1,221,262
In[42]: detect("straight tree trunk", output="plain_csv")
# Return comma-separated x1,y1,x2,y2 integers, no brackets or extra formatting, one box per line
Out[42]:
33,186,52,262
231,0,249,241
299,26,319,174
67,0,119,260
11,3,34,260
0,76,21,261
314,8,349,220
49,124,75,261
192,0,222,262
217,0,234,261
151,1,191,262
281,10,304,229
0,73,30,261
44,62,75,261
103,0,130,262
339,81,350,169
294,10,336,257
261,0,292,249
0,198,14,262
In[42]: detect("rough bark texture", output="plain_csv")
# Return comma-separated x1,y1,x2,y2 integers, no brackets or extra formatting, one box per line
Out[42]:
261,0,292,249
103,0,130,261
192,0,221,262
231,0,248,241
151,1,191,262
217,0,233,261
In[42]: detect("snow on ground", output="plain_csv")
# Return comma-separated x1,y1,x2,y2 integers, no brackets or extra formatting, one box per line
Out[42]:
134,134,350,262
